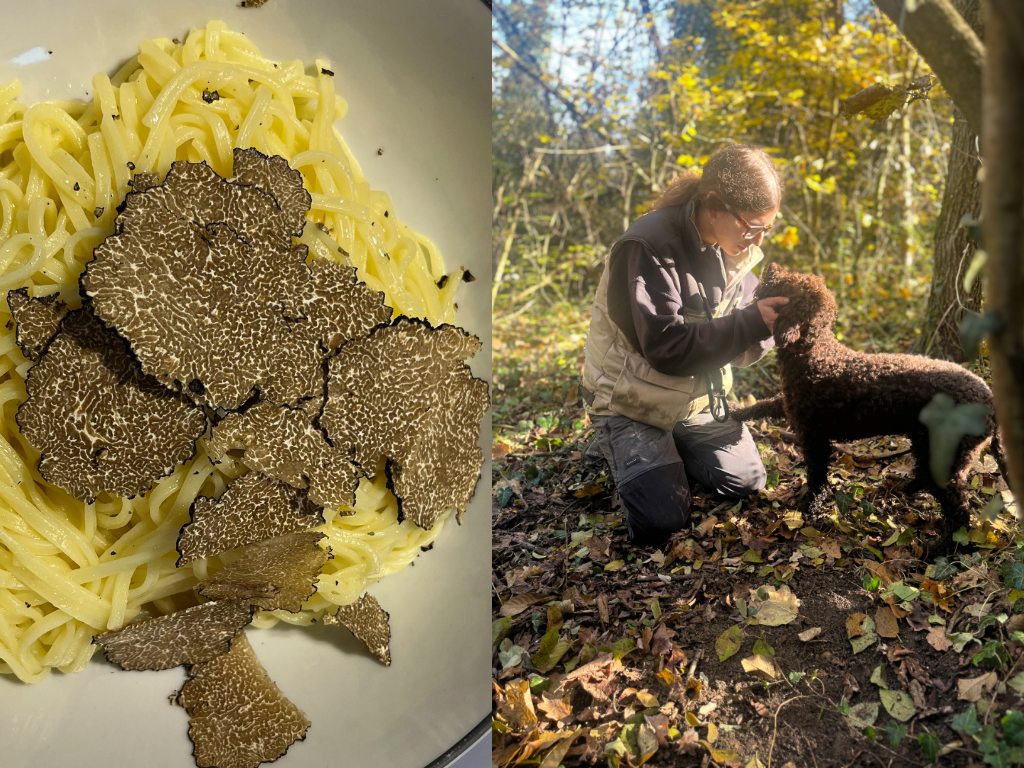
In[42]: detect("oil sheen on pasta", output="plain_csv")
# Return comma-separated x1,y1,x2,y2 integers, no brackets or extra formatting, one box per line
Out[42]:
0,21,461,683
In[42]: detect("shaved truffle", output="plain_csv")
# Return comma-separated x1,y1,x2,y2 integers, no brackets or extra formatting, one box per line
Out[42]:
130,171,160,192
323,594,391,666
320,318,487,527
208,402,360,510
93,600,254,671
388,362,488,527
178,632,310,768
196,531,330,613
7,288,69,361
178,473,324,567
82,148,390,411
17,309,208,502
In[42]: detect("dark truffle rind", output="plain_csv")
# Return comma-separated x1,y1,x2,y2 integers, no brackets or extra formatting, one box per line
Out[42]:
322,593,391,666
320,317,487,528
177,472,325,567
208,401,360,510
177,632,310,768
196,531,331,613
17,309,208,502
82,149,391,411
7,288,69,361
93,599,255,671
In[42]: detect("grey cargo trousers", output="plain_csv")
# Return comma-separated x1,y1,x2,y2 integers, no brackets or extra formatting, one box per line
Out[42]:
589,413,766,546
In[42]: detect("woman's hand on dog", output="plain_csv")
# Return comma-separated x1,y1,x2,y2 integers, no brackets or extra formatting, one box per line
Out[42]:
756,296,789,333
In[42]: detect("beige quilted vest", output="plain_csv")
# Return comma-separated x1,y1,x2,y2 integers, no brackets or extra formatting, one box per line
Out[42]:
582,244,762,432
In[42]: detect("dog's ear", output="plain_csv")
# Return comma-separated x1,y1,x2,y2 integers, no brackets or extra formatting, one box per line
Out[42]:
772,310,804,348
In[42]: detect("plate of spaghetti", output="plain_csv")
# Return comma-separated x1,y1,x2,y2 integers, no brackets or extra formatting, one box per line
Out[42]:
0,2,490,767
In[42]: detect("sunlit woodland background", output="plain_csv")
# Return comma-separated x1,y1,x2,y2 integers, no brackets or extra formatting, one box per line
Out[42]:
492,0,986,444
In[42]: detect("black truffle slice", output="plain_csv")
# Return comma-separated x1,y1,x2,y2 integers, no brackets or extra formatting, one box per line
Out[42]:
177,473,325,567
7,288,69,361
387,363,489,528
93,600,255,671
320,318,487,528
208,402,360,510
323,594,391,666
177,632,310,768
16,309,208,502
196,531,331,613
82,149,391,411
130,171,160,192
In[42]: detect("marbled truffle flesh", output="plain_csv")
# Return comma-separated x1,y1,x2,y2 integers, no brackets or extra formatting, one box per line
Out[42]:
323,593,391,666
7,288,69,361
16,308,208,502
178,472,325,567
320,318,487,527
196,531,331,613
177,632,310,768
82,147,391,411
208,402,360,510
93,600,255,671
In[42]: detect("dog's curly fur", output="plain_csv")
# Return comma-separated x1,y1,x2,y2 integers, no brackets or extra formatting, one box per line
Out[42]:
731,263,1006,554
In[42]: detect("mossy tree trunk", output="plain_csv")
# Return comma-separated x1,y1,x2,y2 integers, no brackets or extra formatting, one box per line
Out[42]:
915,108,983,360
915,0,984,361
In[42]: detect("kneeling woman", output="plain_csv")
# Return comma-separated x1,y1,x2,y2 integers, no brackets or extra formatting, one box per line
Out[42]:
580,144,789,546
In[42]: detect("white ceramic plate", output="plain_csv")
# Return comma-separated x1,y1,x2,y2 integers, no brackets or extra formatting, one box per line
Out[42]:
0,1,491,766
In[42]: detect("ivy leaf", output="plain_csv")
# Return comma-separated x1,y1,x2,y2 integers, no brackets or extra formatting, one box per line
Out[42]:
1003,710,1024,747
952,704,980,736
1004,563,1024,591
919,394,990,487
917,730,940,764
948,632,981,653
885,721,907,749
972,640,1009,670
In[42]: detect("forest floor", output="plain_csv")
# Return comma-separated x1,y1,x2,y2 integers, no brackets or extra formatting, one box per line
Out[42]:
491,300,1024,768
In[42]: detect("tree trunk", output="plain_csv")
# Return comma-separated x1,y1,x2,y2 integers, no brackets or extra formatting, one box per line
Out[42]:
983,0,1024,509
915,0,984,361
915,109,983,359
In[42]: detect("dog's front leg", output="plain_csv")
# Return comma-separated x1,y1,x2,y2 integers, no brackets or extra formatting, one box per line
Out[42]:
800,430,833,516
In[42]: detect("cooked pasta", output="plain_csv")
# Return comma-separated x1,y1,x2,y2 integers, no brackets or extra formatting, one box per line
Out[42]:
0,20,462,683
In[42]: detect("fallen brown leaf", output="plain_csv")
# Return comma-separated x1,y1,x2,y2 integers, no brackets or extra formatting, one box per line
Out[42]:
847,612,868,639
875,605,899,638
958,671,998,702
500,593,550,617
926,626,952,652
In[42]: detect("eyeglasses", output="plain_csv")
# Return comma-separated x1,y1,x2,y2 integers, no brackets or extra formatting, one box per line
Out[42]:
712,196,775,241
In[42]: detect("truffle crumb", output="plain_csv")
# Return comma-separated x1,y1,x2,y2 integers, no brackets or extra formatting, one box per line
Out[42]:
177,632,310,768
177,473,324,567
202,88,220,104
323,594,391,666
17,309,207,502
73,182,80,191
94,600,254,671
196,531,331,613
436,275,448,290
320,68,334,76
126,161,135,171
462,270,476,283
376,148,383,156
94,207,104,218
7,288,69,361
321,318,488,528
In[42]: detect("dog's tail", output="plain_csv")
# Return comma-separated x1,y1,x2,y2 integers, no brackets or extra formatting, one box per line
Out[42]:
730,393,786,422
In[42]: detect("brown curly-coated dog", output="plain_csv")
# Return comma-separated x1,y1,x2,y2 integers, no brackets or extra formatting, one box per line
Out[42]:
731,263,1006,555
